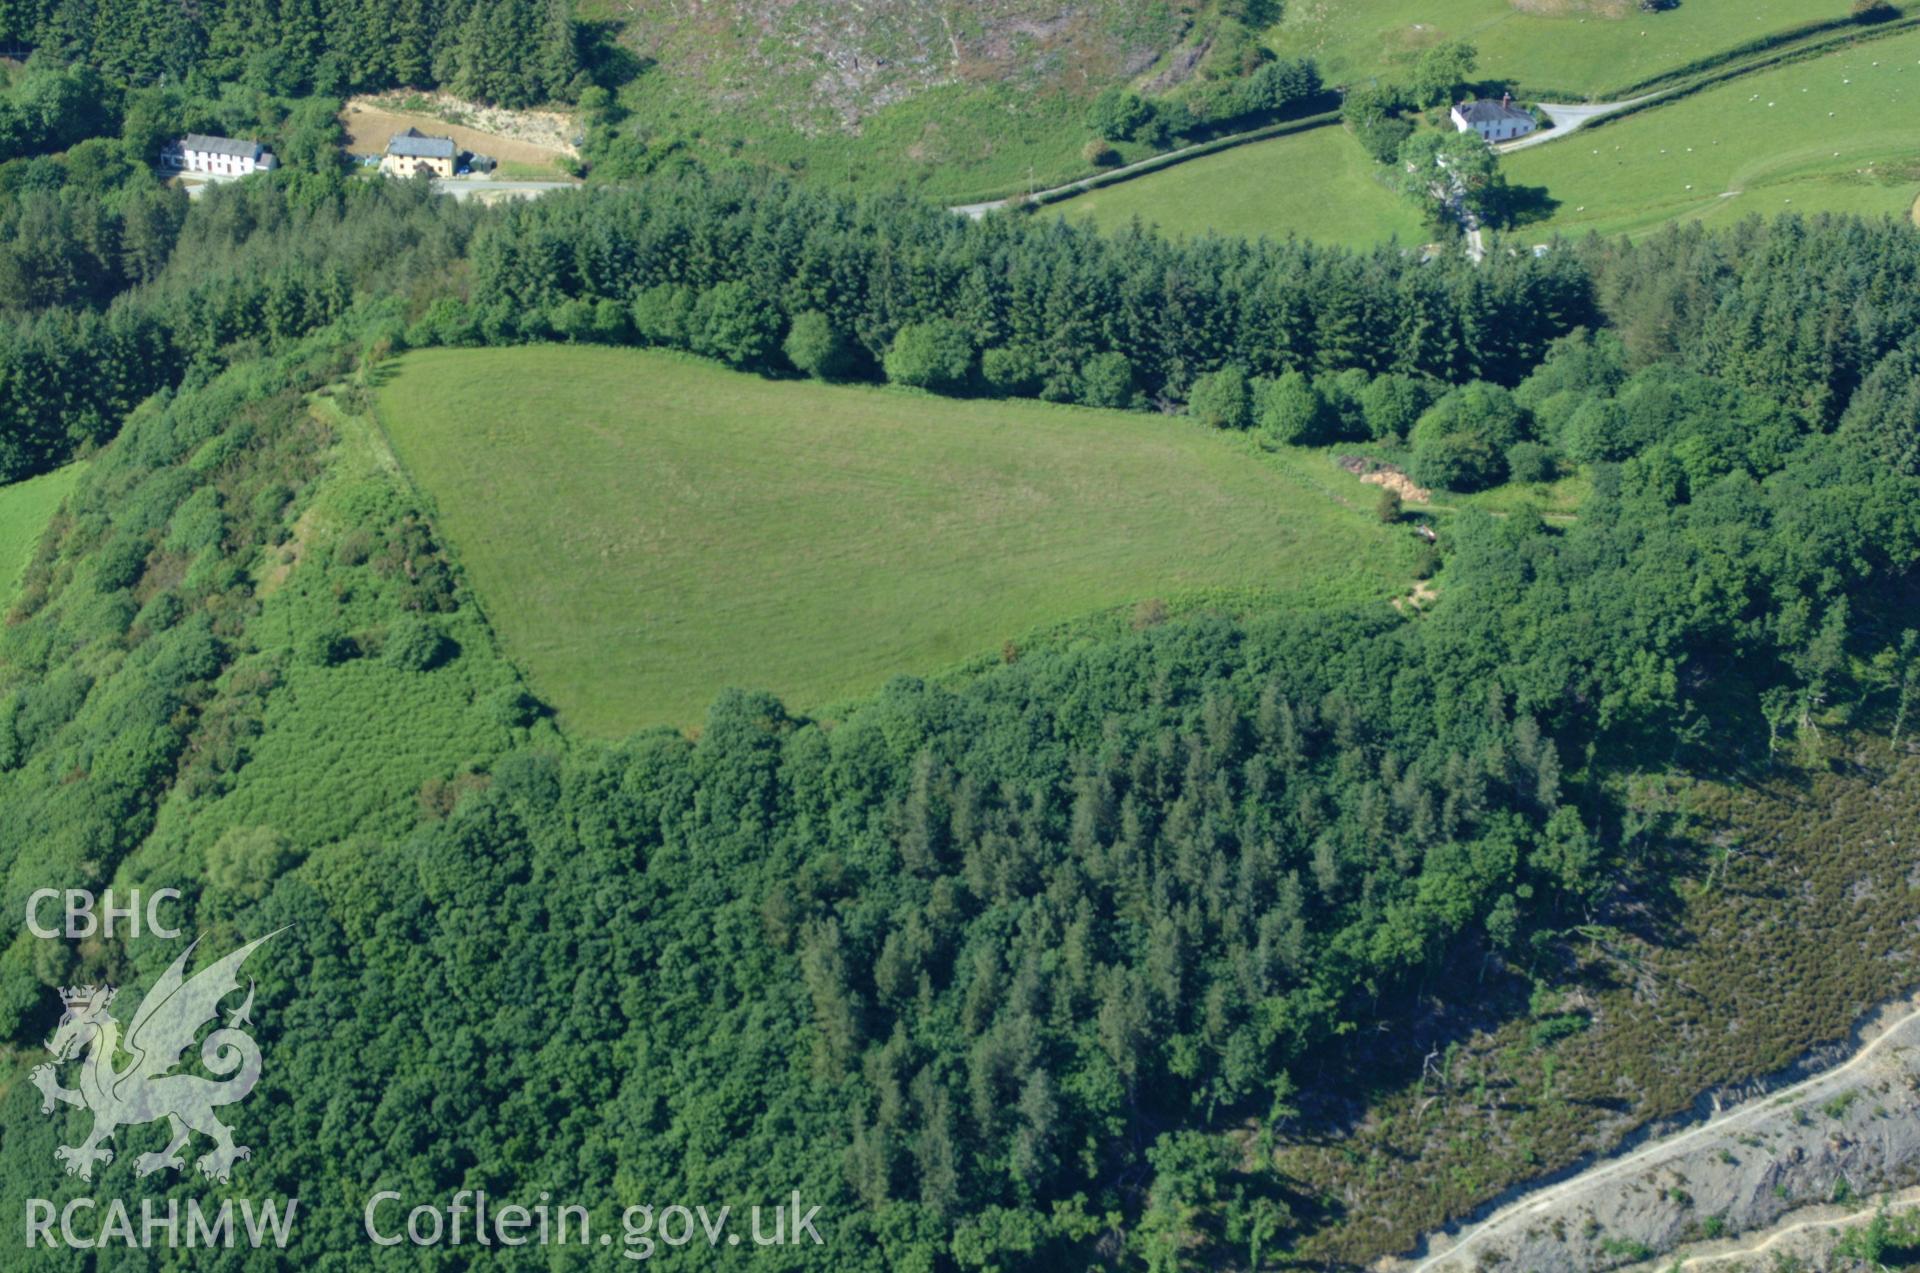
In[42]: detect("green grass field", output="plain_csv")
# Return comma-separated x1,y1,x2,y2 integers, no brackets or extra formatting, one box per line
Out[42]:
1268,0,1840,98
1052,123,1435,247
0,464,83,602
375,346,1414,735
1508,31,1920,240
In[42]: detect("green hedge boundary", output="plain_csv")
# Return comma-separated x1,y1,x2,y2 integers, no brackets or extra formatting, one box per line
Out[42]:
1577,12,1920,132
1500,11,1908,104
941,108,1342,212
1021,111,1341,211
1599,11,1914,100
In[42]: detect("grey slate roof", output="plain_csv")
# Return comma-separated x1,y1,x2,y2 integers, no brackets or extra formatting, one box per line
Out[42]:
182,133,265,158
386,127,457,159
1453,100,1533,126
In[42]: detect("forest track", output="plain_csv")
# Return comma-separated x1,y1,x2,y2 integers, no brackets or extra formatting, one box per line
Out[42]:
1654,1187,1920,1269
1399,990,1920,1272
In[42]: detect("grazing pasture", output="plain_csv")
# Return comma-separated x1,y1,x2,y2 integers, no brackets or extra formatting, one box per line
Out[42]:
1052,123,1434,247
0,464,82,602
1267,0,1842,97
1507,32,1920,240
375,346,1414,734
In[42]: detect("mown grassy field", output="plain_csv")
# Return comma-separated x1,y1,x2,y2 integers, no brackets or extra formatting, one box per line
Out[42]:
1268,0,1840,98
1508,31,1920,240
1052,123,1434,247
0,464,82,602
375,346,1415,735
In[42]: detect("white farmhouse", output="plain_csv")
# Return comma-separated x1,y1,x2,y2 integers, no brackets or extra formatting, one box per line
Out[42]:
163,134,278,176
1449,95,1537,144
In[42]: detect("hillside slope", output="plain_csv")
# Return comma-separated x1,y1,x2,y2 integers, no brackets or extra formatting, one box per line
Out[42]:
600,0,1188,131
582,0,1229,198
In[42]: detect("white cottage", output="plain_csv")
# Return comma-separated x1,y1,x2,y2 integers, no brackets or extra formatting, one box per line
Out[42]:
163,134,278,176
1448,95,1537,144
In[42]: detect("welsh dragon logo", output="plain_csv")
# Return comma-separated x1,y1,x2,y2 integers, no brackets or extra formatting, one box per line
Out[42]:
29,930,283,1183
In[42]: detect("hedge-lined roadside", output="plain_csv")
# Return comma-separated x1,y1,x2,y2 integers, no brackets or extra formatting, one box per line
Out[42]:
1573,11,1920,133
1595,10,1906,100
1027,111,1340,210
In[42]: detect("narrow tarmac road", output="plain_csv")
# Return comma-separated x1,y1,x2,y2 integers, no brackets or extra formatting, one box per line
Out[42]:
1496,96,1658,154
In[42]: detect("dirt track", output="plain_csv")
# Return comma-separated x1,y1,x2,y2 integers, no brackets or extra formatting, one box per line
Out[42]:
1395,990,1920,1272
1656,1187,1920,1269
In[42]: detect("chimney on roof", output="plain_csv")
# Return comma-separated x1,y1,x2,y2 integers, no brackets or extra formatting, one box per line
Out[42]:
1502,91,1511,108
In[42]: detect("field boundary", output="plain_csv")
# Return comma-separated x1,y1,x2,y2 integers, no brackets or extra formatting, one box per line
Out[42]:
339,366,565,729
1569,13,1920,135
952,111,1339,216
1032,112,1340,207
1588,13,1868,100
0,462,85,607
1462,12,1906,103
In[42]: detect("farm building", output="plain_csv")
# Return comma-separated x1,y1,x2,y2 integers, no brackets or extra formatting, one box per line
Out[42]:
380,128,457,179
1449,95,1537,143
162,134,278,176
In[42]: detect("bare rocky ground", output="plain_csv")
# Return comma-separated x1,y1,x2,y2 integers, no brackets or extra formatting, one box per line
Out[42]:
1391,992,1920,1272
1643,1186,1920,1270
340,93,579,164
1338,456,1433,503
